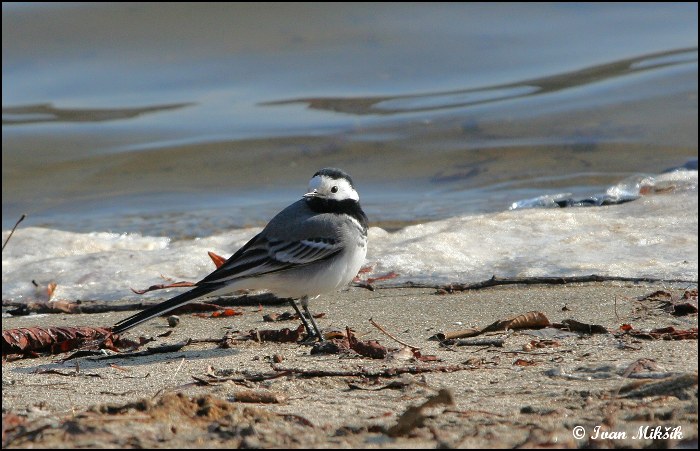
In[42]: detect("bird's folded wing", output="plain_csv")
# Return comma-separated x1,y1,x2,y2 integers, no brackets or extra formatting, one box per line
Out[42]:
198,235,342,284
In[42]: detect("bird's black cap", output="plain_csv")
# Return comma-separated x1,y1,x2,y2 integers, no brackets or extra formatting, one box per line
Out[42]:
312,167,354,187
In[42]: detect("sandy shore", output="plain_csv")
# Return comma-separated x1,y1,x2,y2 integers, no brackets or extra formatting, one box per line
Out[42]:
2,283,698,448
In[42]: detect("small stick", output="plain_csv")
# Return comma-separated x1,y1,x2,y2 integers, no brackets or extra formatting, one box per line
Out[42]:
369,317,420,350
271,364,470,378
171,357,186,381
2,213,26,252
450,338,505,347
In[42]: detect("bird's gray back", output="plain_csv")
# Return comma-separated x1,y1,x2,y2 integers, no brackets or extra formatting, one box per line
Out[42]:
262,199,352,242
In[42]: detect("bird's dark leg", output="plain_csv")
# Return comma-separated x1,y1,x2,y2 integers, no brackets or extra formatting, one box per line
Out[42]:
288,298,316,340
301,296,324,342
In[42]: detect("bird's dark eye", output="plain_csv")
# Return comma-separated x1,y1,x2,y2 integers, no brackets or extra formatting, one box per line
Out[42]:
331,186,338,193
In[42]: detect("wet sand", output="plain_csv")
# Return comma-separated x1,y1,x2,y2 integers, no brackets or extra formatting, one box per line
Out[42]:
2,283,697,448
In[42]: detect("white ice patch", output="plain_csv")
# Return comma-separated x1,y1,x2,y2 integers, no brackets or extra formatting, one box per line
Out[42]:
2,189,697,303
366,190,698,285
2,227,261,303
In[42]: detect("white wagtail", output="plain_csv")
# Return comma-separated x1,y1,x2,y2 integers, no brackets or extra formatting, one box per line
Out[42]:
113,168,368,342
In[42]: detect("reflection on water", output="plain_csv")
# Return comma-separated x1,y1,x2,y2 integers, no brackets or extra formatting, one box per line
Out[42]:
263,48,698,115
2,102,192,125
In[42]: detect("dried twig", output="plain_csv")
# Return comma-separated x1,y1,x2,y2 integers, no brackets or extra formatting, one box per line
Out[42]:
131,281,196,295
34,368,103,378
230,389,286,404
443,337,505,347
435,275,697,293
194,370,292,384
2,213,26,252
270,364,472,378
552,319,609,334
369,318,420,350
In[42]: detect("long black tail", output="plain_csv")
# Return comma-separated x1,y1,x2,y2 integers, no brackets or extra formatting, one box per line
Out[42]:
112,284,223,334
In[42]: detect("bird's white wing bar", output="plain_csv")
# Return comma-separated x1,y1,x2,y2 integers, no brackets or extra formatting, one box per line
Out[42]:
200,236,342,284
274,238,340,264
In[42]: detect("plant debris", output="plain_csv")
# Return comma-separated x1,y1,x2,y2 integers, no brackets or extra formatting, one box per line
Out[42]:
270,364,472,379
34,367,103,378
2,326,114,357
2,213,26,252
433,311,551,340
230,389,286,404
347,331,389,359
387,389,454,437
513,358,538,367
309,327,436,361
262,311,325,322
636,288,699,316
248,325,306,343
194,308,243,318
207,251,227,268
353,271,400,291
441,337,505,348
522,339,560,351
130,281,197,295
311,327,390,359
369,318,421,350
433,275,697,293
621,326,698,340
551,319,609,334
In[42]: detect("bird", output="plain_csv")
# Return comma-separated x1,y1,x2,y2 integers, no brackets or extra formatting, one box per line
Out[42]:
112,168,368,342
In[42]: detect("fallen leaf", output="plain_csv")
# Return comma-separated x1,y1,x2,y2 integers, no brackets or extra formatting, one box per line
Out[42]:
527,339,560,349
207,251,227,268
2,326,113,357
411,349,439,362
513,359,538,366
46,282,57,301
249,325,305,343
435,311,551,340
347,327,389,359
211,308,242,318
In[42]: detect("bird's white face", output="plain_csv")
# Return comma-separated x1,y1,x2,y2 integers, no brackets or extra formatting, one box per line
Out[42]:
305,174,359,201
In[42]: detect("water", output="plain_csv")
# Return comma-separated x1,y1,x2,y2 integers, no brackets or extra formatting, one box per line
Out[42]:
2,3,698,303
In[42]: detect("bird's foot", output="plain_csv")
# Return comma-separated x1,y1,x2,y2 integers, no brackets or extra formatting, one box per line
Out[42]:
299,329,325,345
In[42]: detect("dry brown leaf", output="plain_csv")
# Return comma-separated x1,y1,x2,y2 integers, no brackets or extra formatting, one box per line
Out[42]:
436,311,551,340
3,326,113,356
249,325,305,343
207,251,227,268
